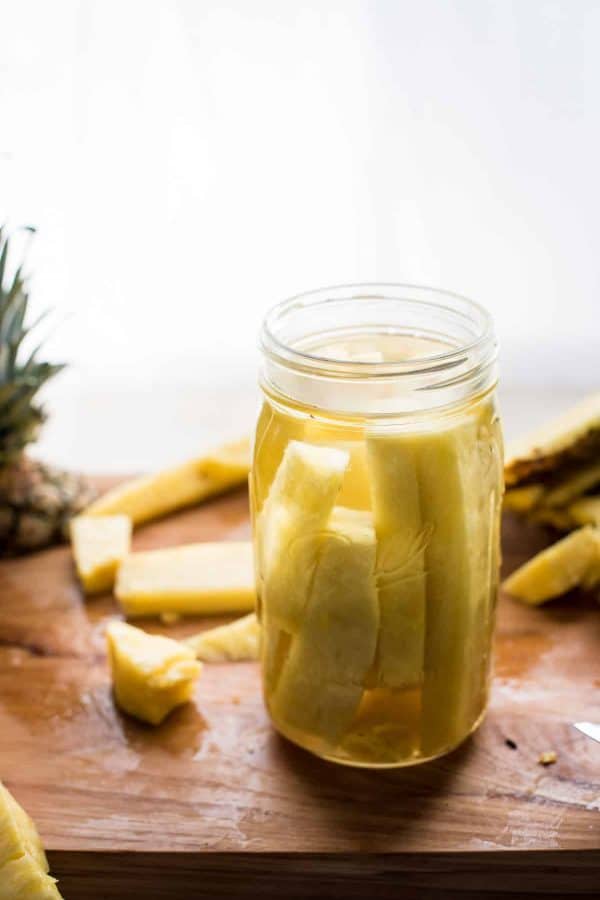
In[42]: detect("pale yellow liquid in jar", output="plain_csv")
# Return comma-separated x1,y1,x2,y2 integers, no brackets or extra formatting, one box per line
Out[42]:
252,332,503,767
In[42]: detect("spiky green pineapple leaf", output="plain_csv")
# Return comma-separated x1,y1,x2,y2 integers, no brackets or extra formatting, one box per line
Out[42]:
0,226,64,465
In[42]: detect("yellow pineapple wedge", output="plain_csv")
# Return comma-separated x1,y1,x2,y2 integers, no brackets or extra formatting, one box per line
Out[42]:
0,781,62,899
259,440,348,631
366,432,427,688
70,514,131,594
186,612,260,661
271,506,378,745
569,495,600,527
503,526,600,604
106,621,202,724
85,438,250,526
115,542,255,618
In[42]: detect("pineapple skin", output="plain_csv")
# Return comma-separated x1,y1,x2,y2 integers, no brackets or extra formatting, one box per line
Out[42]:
115,541,256,618
0,781,63,899
85,438,250,526
106,621,202,725
70,514,131,594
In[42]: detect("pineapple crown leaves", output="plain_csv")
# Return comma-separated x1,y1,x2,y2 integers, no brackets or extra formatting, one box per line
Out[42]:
0,225,64,464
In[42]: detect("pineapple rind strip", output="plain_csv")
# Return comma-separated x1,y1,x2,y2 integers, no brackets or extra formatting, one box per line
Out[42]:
416,422,479,756
366,433,426,688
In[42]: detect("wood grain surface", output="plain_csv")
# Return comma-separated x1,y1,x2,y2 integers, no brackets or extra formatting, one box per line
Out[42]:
0,482,599,897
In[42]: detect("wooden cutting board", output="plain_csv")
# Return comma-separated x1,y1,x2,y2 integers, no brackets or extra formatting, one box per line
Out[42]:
0,482,599,898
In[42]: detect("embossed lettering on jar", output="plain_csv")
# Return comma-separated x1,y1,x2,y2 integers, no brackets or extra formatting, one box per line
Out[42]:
250,284,503,767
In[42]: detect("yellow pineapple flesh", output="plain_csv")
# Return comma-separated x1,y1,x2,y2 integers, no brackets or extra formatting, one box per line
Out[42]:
258,440,348,631
115,541,255,618
503,526,600,604
270,506,379,745
186,612,260,661
85,438,250,526
0,781,62,899
106,621,202,724
569,495,600,527
70,514,131,594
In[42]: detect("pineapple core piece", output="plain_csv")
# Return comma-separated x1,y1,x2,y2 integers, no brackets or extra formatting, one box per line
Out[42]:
85,438,250,526
259,440,349,631
503,526,600,604
186,613,260,661
70,514,131,594
0,781,63,899
271,507,378,745
106,621,202,725
366,432,427,688
115,542,255,618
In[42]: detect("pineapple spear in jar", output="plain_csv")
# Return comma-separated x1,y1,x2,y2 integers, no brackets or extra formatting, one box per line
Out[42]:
252,285,503,768
0,226,95,555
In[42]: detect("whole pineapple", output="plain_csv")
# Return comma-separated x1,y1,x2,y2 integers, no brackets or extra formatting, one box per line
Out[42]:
0,226,95,555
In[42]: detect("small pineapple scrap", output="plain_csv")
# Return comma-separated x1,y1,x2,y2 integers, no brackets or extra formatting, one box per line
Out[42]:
115,541,255,618
503,526,600,604
505,393,600,487
503,484,545,513
538,750,557,766
569,495,600,528
70,514,131,593
186,613,260,661
106,621,202,725
0,780,63,899
85,437,250,526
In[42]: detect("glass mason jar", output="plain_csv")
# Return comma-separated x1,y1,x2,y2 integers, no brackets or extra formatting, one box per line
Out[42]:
250,284,503,768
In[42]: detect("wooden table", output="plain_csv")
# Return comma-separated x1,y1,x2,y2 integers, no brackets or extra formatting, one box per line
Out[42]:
0,485,599,897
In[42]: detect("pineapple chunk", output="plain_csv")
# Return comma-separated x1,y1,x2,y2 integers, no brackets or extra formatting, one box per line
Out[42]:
503,526,600,604
106,621,202,724
259,440,348,631
70,514,131,594
503,484,545,513
186,612,260,661
569,495,600,527
85,438,250,525
271,507,378,745
0,781,62,899
366,433,427,688
115,542,255,618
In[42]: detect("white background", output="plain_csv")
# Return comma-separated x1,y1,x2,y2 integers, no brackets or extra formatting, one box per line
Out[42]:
1,0,598,471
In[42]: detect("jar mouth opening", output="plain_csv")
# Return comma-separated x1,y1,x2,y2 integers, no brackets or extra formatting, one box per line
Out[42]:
260,282,495,380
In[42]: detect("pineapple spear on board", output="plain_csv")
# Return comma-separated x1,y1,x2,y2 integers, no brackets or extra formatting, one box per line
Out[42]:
0,226,95,556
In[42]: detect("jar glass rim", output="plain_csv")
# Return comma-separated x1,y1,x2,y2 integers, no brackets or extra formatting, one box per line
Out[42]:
260,282,495,379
